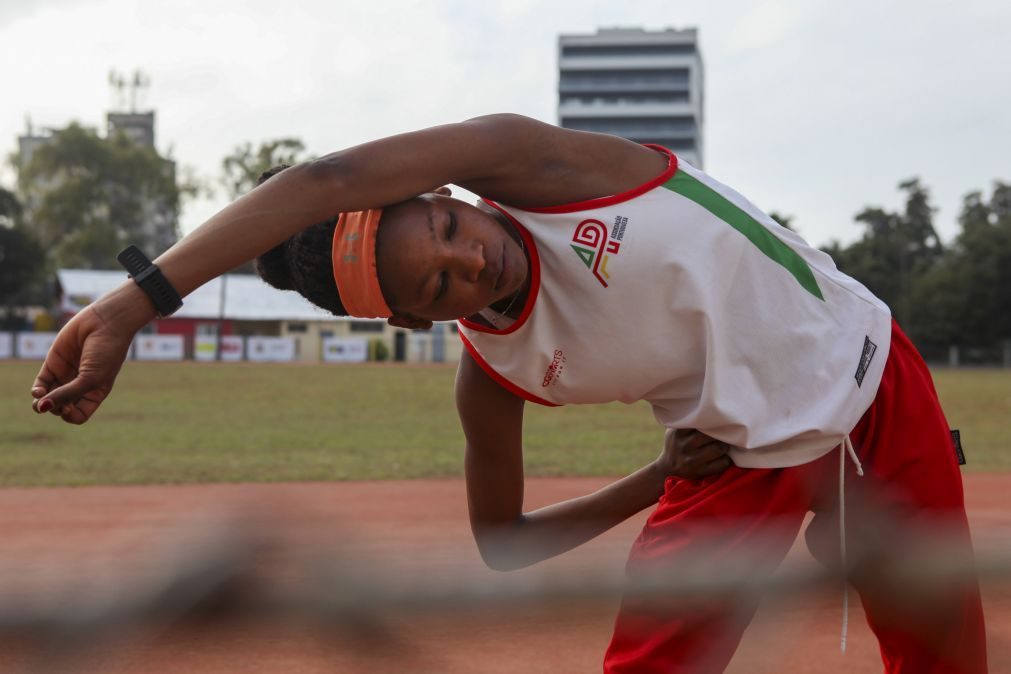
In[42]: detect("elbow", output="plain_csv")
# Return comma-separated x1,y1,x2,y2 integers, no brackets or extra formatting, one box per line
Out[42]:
477,546,523,573
473,525,530,573
477,545,525,573
304,153,350,186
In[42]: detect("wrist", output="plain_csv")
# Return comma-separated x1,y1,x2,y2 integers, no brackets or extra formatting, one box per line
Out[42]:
647,458,670,496
93,281,159,332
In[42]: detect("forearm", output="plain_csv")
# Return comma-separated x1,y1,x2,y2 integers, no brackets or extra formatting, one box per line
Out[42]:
475,460,667,571
154,161,345,296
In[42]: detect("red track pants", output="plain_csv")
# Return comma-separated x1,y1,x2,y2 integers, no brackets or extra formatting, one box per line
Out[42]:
604,323,987,673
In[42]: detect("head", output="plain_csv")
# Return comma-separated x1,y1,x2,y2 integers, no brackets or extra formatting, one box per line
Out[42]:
254,167,529,329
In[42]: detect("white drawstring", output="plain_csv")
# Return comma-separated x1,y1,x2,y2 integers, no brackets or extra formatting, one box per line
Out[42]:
839,435,864,654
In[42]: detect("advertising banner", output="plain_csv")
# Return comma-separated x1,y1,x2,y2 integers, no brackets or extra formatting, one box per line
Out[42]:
246,337,296,362
134,335,185,361
322,337,368,363
16,333,57,360
196,335,244,362
0,333,11,359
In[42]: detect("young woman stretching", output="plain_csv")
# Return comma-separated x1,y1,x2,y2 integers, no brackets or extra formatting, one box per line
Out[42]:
30,114,986,672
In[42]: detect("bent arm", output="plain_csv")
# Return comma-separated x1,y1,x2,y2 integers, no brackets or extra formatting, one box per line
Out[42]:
456,351,668,572
157,113,663,297
32,114,664,421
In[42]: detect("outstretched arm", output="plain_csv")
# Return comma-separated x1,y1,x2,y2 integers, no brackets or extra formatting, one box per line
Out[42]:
32,114,666,422
456,352,730,572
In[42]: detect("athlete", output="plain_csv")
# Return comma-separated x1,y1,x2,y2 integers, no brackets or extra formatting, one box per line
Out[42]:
30,114,986,672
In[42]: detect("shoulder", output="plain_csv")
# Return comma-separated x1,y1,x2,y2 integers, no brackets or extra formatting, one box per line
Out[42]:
453,115,671,209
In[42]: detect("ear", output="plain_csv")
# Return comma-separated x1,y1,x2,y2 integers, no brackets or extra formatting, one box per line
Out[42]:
432,185,452,197
388,315,434,331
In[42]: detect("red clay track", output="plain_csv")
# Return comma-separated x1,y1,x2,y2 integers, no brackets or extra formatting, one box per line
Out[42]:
0,475,1008,673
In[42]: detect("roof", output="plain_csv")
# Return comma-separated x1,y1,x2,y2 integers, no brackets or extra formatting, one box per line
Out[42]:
56,269,351,322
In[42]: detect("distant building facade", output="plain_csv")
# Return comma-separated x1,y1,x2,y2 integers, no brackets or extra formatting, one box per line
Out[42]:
558,27,705,168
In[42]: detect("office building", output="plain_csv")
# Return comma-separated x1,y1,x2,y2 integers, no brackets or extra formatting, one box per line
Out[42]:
558,27,704,168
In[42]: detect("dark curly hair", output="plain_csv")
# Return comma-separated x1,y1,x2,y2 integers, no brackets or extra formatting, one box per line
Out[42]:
253,165,348,316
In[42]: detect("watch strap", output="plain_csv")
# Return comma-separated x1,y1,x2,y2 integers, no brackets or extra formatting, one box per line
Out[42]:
117,245,183,318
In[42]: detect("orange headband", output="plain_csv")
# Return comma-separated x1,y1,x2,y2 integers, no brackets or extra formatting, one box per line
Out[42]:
331,209,393,319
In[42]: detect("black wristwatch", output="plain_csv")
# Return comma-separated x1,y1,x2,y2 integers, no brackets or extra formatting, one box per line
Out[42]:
117,245,183,318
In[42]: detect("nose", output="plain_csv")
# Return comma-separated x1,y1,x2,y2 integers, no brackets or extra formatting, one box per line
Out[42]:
456,240,485,283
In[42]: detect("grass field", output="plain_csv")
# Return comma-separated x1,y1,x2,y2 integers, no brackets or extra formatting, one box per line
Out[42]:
1,361,1009,486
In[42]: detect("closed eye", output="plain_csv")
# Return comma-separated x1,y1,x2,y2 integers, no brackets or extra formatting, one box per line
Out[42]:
447,211,458,240
435,271,448,302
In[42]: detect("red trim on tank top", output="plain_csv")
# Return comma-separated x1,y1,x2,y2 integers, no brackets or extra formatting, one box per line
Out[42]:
513,144,678,214
458,331,561,407
459,201,541,335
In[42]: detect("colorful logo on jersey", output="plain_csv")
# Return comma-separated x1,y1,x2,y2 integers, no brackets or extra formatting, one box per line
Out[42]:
570,217,626,287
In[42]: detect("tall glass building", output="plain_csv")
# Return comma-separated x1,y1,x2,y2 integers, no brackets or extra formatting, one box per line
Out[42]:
558,27,704,168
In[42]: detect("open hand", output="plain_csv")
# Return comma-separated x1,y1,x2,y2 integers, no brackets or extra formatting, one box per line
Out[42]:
657,428,733,481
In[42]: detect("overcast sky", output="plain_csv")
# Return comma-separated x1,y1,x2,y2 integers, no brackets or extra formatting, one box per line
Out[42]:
3,0,1009,248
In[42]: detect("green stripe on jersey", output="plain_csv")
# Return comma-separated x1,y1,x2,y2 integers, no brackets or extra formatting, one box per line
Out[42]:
662,172,825,301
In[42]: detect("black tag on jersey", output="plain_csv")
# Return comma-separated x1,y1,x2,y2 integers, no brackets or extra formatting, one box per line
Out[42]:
951,429,966,465
854,336,878,388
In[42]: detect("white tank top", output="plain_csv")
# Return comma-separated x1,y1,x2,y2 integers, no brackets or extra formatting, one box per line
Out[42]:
458,148,892,468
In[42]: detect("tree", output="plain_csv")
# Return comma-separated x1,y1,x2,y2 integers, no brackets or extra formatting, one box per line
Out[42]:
17,123,185,269
829,178,943,327
220,138,309,200
0,186,21,228
918,183,1011,350
0,188,46,328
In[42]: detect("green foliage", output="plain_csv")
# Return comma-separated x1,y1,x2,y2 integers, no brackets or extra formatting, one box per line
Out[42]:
0,186,22,227
824,178,1011,353
0,216,46,319
370,338,390,362
220,138,309,200
18,123,182,269
829,179,943,327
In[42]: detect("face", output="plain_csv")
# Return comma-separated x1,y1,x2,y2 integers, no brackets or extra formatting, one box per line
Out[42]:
375,194,529,326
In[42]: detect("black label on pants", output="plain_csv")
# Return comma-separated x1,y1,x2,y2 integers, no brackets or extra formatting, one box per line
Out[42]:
951,429,966,466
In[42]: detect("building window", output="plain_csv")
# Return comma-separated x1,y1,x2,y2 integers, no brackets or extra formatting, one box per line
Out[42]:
196,322,219,337
287,323,308,333
561,45,696,58
349,320,385,333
